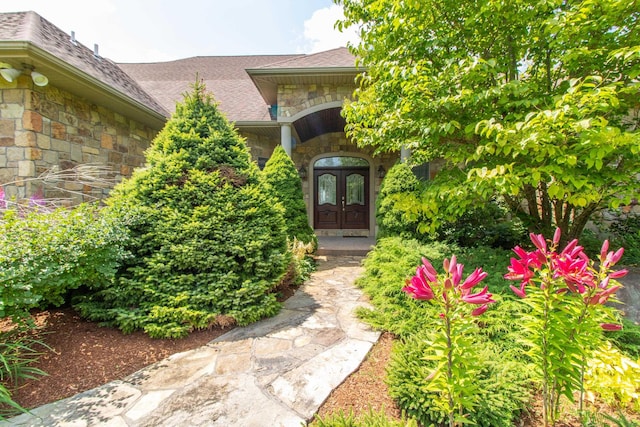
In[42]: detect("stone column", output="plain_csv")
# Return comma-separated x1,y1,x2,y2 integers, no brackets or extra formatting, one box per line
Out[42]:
281,123,292,157
401,146,411,163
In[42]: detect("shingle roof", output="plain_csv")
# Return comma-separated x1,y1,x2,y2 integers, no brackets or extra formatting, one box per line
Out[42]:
118,55,301,122
1,11,359,124
0,11,168,117
256,47,356,70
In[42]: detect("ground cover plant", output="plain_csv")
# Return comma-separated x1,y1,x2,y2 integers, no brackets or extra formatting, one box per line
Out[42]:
353,234,638,426
73,82,290,338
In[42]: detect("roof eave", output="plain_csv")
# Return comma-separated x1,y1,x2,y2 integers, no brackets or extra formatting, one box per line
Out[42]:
0,41,168,129
246,66,363,107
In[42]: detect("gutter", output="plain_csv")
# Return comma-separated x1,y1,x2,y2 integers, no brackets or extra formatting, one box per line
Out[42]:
0,41,168,129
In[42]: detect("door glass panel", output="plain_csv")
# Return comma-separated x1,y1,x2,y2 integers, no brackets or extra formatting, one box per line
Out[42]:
318,174,337,205
346,174,365,205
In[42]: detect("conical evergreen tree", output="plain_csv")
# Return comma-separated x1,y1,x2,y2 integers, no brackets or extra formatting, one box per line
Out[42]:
261,145,316,247
74,82,289,338
376,162,424,239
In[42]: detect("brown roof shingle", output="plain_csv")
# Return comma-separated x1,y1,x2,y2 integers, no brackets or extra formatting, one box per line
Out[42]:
118,55,301,122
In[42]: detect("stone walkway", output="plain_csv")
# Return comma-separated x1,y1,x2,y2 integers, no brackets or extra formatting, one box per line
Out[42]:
4,256,380,427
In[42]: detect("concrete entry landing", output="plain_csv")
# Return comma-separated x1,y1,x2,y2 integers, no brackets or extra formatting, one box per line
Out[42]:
316,236,376,256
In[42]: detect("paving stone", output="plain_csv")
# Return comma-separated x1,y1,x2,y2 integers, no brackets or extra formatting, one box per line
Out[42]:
3,256,379,427
125,389,175,421
269,338,377,419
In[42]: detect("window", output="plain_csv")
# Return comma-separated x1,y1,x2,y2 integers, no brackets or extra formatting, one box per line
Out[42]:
315,157,369,168
412,163,430,181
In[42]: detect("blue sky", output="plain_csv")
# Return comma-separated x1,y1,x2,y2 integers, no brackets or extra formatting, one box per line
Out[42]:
0,0,359,62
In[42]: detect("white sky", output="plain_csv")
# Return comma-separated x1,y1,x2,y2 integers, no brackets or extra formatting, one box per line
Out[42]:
0,0,359,62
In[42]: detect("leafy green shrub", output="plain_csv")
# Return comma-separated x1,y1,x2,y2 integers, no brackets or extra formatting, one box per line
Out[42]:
355,237,513,338
436,199,527,249
309,409,418,427
607,318,640,359
584,342,640,411
376,163,426,240
609,213,640,266
74,82,289,338
0,203,128,322
387,333,532,427
261,145,316,247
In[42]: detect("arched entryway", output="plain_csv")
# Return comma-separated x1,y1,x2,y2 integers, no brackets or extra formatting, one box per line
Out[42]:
312,156,370,231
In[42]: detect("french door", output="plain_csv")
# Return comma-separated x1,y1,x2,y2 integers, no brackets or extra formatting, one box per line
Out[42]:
313,167,369,229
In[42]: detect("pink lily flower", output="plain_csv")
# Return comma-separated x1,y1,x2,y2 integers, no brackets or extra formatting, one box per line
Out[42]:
530,232,547,252
421,257,438,282
600,240,610,263
460,267,488,290
403,275,435,300
600,323,622,331
597,285,621,305
510,284,527,298
553,228,562,246
609,269,628,279
504,258,534,284
471,304,489,316
462,286,495,305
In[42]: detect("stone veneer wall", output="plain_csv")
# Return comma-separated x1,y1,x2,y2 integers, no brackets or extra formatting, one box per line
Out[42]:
277,83,353,118
0,76,158,203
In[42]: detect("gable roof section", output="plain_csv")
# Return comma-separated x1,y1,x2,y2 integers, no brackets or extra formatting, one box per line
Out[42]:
246,47,360,107
118,54,300,123
0,11,168,127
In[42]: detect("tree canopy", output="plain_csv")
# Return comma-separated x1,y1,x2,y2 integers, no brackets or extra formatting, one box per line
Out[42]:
338,0,640,242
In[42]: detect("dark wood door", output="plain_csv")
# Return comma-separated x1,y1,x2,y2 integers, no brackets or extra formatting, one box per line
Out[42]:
314,167,369,229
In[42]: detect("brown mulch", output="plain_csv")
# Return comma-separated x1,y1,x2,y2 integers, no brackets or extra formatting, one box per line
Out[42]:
314,332,402,422
4,308,229,409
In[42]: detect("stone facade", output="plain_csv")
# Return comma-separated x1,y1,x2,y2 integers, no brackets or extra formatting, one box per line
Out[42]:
0,75,157,203
277,83,354,118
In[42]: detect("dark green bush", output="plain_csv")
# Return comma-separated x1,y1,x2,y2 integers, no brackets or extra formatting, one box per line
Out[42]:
606,317,640,358
261,145,316,247
376,163,526,248
355,237,514,338
358,237,533,425
609,213,640,266
376,162,426,240
74,82,289,338
436,199,527,249
0,203,128,322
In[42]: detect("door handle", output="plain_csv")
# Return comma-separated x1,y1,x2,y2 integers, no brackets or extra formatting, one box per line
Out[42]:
341,196,345,211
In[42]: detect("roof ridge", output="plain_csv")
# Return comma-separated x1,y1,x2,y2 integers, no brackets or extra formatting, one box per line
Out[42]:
253,46,351,70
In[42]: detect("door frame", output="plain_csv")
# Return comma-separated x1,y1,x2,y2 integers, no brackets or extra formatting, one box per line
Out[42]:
308,153,376,236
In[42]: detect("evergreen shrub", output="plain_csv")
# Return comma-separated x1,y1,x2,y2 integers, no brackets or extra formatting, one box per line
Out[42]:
261,145,316,247
375,162,424,240
74,82,289,338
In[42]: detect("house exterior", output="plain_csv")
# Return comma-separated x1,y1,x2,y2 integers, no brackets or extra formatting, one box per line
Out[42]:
0,11,401,237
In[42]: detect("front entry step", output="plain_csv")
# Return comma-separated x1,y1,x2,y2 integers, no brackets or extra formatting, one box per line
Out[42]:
315,236,376,256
